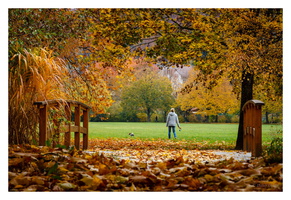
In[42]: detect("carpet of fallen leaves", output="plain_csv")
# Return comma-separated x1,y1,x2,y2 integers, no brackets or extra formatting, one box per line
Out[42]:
9,139,283,192
88,138,236,150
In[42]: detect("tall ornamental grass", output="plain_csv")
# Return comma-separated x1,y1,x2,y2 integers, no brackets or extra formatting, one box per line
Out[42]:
9,49,68,144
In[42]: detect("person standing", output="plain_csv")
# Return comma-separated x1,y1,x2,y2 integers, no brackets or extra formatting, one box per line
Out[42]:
166,108,181,139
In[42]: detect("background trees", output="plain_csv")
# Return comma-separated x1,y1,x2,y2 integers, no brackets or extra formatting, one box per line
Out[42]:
89,8,282,149
121,71,175,122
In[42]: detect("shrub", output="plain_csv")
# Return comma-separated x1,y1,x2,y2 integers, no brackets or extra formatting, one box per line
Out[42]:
264,137,283,163
231,115,240,123
218,115,227,123
137,113,147,122
178,115,185,123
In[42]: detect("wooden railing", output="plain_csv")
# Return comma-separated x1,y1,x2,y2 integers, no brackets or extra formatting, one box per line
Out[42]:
34,99,91,150
242,99,265,157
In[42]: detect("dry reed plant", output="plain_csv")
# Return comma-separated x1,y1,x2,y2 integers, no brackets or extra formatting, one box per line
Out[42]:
9,48,69,144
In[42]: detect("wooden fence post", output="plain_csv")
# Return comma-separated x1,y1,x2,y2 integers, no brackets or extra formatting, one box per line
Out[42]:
74,105,81,149
83,108,89,150
64,103,71,148
242,100,264,157
39,105,47,146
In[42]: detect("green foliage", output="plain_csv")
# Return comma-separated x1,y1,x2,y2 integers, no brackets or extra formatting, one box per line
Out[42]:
47,162,59,176
55,144,68,149
264,136,283,164
136,113,148,122
121,71,175,122
45,140,52,147
9,9,89,54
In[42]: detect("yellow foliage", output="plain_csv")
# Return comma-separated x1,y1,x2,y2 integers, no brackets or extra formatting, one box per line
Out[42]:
177,68,239,116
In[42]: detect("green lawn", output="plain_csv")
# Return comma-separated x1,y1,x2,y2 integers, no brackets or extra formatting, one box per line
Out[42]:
88,122,282,144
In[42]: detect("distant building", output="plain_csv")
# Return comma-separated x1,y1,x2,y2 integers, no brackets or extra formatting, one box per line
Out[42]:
159,66,191,91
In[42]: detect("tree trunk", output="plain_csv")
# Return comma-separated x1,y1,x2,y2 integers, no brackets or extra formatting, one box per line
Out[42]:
205,115,209,123
163,111,167,122
147,108,151,122
265,111,269,124
235,71,254,150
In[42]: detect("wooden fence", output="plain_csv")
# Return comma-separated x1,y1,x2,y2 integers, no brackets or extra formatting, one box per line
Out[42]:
242,99,265,157
34,100,90,150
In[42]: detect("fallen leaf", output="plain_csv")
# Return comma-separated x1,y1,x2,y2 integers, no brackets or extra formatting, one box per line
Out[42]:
130,175,148,184
204,174,214,182
80,176,93,186
31,176,45,185
10,174,31,186
58,182,76,190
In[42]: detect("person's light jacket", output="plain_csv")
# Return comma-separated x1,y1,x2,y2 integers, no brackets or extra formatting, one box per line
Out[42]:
166,112,180,127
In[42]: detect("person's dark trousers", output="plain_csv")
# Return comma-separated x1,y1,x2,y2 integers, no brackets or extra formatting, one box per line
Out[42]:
168,126,177,139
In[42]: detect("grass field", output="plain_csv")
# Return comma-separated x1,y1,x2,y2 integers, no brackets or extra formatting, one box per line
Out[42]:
88,122,282,144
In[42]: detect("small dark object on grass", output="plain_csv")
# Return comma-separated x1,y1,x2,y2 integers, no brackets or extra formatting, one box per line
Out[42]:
129,133,134,137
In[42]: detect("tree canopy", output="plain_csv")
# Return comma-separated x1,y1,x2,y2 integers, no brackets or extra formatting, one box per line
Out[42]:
121,71,175,122
88,8,282,149
177,68,240,117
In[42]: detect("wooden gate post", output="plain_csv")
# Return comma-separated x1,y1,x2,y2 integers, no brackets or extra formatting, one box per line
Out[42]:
242,100,264,157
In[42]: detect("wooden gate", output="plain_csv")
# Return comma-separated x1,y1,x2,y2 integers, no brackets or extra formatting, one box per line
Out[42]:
34,99,90,150
242,100,264,157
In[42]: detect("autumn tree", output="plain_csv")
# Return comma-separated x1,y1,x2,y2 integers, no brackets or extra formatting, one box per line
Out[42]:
177,68,239,122
121,71,175,122
218,9,282,149
8,9,132,144
89,8,282,150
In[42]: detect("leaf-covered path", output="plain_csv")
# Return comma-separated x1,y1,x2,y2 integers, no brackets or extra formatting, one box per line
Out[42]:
9,139,282,191
93,149,251,165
